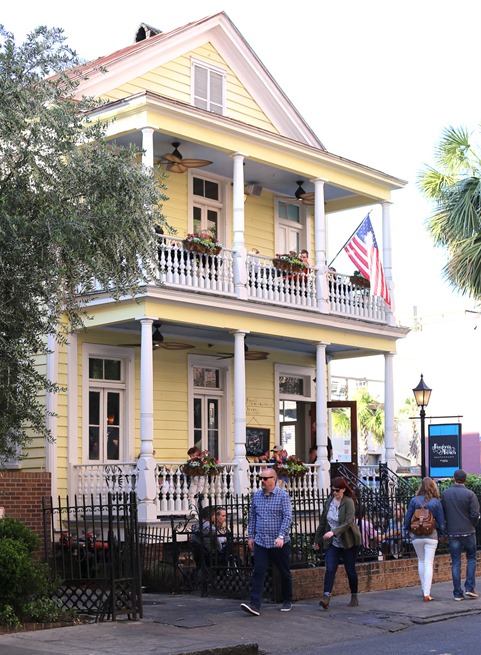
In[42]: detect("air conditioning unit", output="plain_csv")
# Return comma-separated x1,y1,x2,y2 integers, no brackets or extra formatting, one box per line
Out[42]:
245,184,263,197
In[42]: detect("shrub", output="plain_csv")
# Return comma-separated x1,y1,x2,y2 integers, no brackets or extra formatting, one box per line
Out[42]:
0,517,40,554
0,517,73,626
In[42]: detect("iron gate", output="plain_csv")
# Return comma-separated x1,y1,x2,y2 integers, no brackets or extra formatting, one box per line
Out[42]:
43,492,142,621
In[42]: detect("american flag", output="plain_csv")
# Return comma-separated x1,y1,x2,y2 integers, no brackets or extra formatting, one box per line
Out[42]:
344,215,391,307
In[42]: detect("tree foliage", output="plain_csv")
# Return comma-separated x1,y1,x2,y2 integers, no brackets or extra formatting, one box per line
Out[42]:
0,26,168,463
418,125,481,300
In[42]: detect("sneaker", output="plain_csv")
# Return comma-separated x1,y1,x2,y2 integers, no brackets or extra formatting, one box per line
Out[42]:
454,595,465,601
465,591,479,598
280,602,292,612
240,603,260,616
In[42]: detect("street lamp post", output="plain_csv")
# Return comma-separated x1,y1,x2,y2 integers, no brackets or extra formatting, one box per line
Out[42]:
412,374,432,479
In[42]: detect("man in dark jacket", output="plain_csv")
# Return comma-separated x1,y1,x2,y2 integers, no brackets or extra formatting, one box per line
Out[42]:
441,469,480,601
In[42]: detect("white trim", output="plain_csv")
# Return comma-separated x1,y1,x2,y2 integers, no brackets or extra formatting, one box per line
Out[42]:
188,170,227,246
46,334,59,494
191,57,227,115
67,333,79,498
188,354,233,462
81,344,135,463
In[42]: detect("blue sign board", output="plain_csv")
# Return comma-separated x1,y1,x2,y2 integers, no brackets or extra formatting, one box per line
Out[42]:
428,424,462,478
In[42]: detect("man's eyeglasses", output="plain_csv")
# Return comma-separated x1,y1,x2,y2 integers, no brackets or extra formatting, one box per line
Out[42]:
261,477,275,481
331,488,341,492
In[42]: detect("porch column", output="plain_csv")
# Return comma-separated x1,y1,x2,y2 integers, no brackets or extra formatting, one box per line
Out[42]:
232,330,250,494
141,127,155,168
232,152,248,300
315,342,331,492
381,201,395,326
313,178,329,314
384,351,396,470
136,317,158,522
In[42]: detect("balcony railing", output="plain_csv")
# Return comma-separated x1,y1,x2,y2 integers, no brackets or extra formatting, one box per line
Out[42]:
156,237,386,321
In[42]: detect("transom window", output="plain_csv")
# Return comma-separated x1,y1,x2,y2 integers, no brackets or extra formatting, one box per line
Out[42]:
279,375,305,396
192,60,225,115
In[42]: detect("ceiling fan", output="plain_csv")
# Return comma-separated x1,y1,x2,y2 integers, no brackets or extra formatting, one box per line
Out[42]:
158,142,212,174
282,181,315,206
119,323,195,351
216,344,269,361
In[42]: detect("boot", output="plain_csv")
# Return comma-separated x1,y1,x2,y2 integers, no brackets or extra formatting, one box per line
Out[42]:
319,594,330,609
348,593,359,607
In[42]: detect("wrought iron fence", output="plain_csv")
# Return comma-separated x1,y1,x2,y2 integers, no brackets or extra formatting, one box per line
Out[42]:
43,492,142,621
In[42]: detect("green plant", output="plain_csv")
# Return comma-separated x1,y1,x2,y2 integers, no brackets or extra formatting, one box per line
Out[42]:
273,253,307,270
22,597,77,624
182,450,223,476
183,232,222,250
276,456,308,478
0,517,40,554
0,605,21,629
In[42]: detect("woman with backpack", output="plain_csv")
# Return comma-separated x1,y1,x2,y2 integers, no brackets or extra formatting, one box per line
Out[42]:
404,477,446,602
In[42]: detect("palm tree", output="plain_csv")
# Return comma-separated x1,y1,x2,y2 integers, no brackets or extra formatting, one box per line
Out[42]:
418,125,481,300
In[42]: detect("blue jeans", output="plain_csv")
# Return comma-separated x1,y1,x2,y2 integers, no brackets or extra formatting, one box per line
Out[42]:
324,544,358,594
448,534,477,597
250,542,292,609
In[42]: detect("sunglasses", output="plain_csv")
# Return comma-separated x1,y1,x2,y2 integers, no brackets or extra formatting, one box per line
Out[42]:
261,477,275,481
331,488,341,492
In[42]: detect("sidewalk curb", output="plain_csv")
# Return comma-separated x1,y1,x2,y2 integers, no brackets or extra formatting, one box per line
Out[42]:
176,645,258,655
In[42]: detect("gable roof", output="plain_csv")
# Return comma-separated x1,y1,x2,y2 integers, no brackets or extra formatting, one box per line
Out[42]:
73,12,324,148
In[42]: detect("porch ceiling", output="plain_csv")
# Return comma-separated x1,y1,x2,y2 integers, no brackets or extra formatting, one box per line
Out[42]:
99,321,381,360
114,130,351,201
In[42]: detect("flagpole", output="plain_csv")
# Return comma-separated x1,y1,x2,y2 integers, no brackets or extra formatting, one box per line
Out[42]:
327,211,371,268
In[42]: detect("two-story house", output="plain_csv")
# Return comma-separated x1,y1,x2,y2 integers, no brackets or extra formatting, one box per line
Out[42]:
20,12,408,521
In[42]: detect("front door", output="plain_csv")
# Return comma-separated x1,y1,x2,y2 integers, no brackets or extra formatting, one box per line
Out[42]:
327,401,358,478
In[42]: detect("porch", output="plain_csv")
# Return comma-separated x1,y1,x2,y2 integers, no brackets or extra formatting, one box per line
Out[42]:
156,236,387,323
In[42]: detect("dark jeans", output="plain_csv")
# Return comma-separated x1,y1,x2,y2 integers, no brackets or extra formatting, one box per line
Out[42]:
324,544,358,594
448,534,477,597
250,542,292,609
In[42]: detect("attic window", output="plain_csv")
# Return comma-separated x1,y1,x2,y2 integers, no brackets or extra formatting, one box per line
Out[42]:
192,60,225,115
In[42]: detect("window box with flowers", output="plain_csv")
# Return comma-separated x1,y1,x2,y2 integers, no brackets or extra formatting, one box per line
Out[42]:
181,450,223,477
272,254,308,274
275,456,308,479
182,233,222,256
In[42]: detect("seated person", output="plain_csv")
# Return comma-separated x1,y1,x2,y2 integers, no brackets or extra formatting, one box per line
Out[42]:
191,506,228,567
380,506,407,559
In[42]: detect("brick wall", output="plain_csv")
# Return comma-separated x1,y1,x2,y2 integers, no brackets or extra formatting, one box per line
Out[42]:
0,471,52,547
292,553,481,600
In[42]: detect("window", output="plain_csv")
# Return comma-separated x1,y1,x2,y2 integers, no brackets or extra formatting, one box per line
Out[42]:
276,200,306,254
82,345,134,464
192,60,225,115
192,176,223,242
189,357,232,462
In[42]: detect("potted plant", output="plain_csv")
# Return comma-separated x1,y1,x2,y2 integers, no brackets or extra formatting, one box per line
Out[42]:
350,270,370,289
273,455,308,478
272,254,308,273
181,450,223,477
182,232,222,256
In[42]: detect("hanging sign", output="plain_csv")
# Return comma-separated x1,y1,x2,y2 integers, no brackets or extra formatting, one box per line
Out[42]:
428,423,462,478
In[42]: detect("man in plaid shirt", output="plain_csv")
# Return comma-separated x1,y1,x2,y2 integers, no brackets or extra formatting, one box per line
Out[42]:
240,468,293,615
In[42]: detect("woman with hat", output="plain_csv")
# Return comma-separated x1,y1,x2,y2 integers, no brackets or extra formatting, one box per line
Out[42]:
313,477,362,609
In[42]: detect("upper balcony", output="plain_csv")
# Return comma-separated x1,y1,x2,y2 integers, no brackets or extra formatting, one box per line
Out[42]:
156,236,388,323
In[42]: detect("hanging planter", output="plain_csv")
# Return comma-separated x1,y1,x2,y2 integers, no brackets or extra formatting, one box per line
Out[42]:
182,233,222,256
273,254,308,273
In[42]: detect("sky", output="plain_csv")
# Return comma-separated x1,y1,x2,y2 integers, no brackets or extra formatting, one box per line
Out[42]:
3,1,481,428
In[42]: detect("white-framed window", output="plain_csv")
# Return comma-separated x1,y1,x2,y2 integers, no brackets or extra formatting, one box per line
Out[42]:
188,355,232,461
276,364,315,403
191,59,226,115
82,344,134,463
275,199,307,254
190,174,225,244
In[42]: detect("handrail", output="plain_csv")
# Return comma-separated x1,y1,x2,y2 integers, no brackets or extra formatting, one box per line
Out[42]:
379,462,414,495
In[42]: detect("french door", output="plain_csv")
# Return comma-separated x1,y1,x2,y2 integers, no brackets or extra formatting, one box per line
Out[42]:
88,389,123,462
